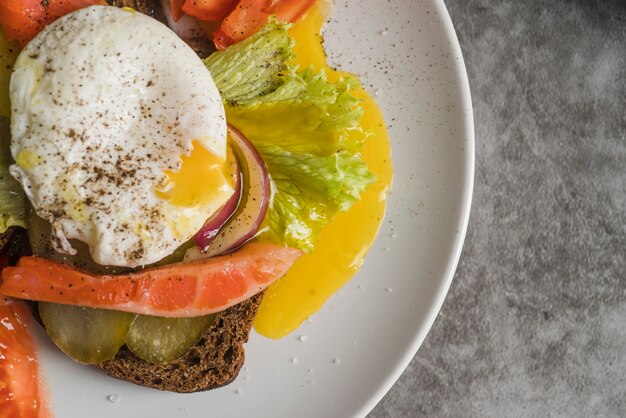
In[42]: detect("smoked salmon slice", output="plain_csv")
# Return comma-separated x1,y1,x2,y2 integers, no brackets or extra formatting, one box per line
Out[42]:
0,242,301,318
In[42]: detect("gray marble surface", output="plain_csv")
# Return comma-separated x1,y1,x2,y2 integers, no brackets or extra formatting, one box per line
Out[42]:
369,1,626,417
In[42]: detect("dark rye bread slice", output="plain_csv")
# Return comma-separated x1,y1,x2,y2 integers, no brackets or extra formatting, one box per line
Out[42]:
22,278,265,393
98,292,265,392
23,291,266,393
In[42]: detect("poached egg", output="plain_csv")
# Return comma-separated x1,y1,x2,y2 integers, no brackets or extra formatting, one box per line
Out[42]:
9,6,232,267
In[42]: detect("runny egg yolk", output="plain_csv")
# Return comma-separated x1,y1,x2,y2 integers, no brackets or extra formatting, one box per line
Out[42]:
157,141,234,208
252,3,393,339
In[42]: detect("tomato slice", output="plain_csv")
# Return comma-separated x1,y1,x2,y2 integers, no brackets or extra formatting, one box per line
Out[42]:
212,0,314,49
47,0,106,16
262,0,314,22
212,0,265,48
182,0,240,21
0,299,51,417
0,1,42,47
0,0,106,46
171,0,186,21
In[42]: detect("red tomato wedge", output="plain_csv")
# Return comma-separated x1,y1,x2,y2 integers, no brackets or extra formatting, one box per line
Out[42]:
213,0,266,49
46,0,106,16
0,0,105,46
0,298,51,418
0,1,43,47
182,0,239,21
262,0,314,22
213,0,313,49
0,242,301,318
171,0,186,21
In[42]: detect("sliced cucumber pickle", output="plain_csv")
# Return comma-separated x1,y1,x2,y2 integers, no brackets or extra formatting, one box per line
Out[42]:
39,302,135,364
125,314,216,363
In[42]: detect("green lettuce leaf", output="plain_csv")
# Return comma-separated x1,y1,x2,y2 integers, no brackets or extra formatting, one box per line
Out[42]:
205,21,375,251
0,117,26,233
204,21,295,106
205,20,364,155
257,144,375,252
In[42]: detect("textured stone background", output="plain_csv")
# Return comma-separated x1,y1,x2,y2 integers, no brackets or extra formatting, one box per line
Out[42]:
369,0,626,416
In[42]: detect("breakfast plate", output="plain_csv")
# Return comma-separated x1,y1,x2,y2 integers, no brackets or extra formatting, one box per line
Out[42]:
30,0,474,416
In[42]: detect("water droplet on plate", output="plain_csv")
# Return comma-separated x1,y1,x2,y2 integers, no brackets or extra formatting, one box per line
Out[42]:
291,357,299,364
333,358,341,365
106,394,119,403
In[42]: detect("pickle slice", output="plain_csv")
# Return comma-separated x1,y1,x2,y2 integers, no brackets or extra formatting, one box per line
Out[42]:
125,314,215,363
39,302,135,364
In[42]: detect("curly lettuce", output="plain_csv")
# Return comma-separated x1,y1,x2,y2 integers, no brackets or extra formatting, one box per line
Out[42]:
257,144,374,251
205,20,364,155
206,21,375,251
204,21,294,106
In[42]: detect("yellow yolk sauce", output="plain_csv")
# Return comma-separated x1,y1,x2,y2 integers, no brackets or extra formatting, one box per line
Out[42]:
157,141,235,208
252,5,393,339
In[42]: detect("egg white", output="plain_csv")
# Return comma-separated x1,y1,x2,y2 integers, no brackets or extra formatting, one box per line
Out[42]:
10,6,232,267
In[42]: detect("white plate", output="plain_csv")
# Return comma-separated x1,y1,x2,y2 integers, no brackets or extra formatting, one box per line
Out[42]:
36,0,473,416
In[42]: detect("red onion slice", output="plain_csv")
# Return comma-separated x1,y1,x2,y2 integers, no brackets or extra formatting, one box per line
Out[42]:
192,149,242,250
186,125,270,260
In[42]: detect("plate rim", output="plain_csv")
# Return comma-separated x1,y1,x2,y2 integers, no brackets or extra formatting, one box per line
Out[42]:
357,1,475,416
